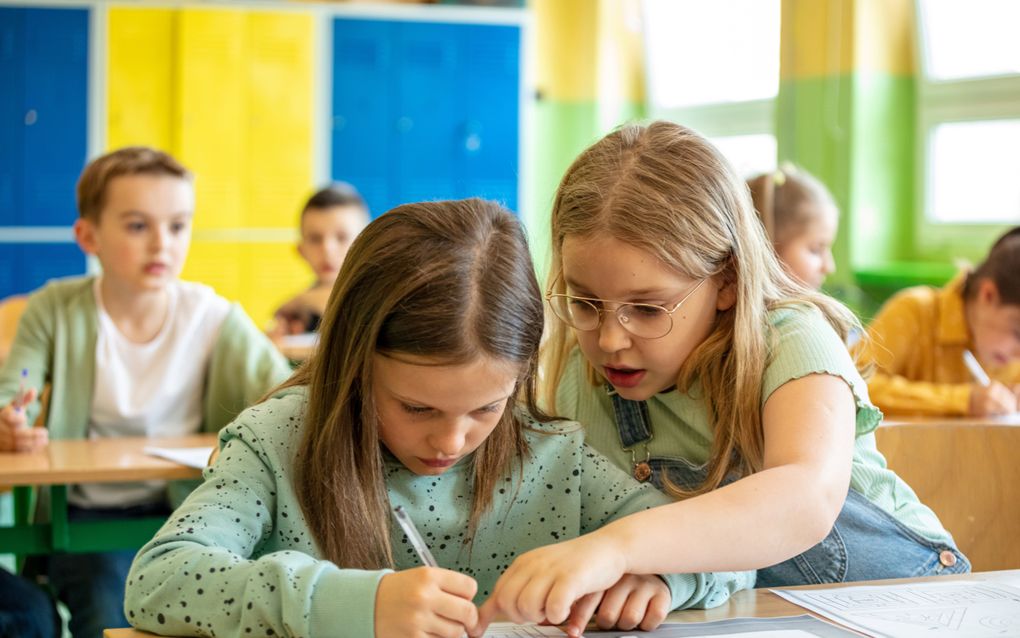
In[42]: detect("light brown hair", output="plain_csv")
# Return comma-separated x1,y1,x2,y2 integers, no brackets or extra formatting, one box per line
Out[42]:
278,198,547,569
542,121,859,498
76,146,192,222
963,226,1020,304
747,164,837,249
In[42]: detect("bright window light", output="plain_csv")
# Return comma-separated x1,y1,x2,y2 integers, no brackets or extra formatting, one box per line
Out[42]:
709,134,777,179
929,120,1020,223
643,0,779,108
919,0,1020,81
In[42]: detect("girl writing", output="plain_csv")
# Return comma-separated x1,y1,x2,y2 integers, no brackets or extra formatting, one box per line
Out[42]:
124,198,751,638
498,123,966,604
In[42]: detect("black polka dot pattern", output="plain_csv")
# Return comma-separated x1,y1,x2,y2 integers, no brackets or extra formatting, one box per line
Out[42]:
125,389,753,636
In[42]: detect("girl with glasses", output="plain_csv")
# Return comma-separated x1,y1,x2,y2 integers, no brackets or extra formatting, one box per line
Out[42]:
124,198,751,638
499,122,967,603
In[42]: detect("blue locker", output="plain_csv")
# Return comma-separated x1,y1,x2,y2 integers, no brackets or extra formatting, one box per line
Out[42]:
331,17,521,218
0,243,85,299
0,8,26,226
458,24,518,210
393,21,461,207
21,8,88,226
332,19,395,218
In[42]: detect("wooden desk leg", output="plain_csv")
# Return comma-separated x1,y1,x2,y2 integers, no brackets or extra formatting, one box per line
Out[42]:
50,485,69,552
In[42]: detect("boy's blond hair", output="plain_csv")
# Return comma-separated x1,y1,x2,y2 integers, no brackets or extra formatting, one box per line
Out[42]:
76,146,192,222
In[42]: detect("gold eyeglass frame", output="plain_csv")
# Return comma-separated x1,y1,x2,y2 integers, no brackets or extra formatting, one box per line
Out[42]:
545,276,708,339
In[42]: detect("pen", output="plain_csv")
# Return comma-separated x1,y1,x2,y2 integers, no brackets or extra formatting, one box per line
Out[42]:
963,350,991,387
392,505,438,568
12,368,29,412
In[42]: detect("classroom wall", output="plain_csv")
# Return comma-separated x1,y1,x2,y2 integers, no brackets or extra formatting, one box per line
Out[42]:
529,0,645,280
0,2,526,328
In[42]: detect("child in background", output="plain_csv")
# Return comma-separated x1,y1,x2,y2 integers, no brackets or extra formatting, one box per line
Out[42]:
0,146,292,638
857,227,1020,416
747,164,839,290
125,199,752,638
270,183,369,337
529,122,965,597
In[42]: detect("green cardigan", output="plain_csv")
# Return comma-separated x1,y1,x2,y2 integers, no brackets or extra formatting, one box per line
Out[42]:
0,276,293,505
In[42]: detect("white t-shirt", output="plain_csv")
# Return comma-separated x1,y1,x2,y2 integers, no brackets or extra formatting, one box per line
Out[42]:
70,278,231,508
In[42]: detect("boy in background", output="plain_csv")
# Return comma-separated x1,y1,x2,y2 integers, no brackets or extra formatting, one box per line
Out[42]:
0,146,291,637
269,183,369,337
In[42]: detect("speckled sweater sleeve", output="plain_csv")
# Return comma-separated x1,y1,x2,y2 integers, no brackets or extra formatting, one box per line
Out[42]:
577,443,756,610
124,416,387,638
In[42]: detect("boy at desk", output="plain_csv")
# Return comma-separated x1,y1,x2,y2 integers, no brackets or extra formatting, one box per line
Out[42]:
268,182,369,340
856,226,1020,416
0,146,291,638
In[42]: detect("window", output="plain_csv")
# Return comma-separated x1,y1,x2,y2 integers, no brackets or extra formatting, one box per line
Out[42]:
915,0,1020,253
641,0,780,176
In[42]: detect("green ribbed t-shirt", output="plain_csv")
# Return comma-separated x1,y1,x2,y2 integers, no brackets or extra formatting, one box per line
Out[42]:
555,305,954,546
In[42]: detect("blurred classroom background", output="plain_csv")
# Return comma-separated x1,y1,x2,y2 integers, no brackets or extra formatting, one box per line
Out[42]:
1,0,1018,326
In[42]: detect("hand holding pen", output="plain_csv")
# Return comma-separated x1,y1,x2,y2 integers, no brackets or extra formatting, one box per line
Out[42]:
373,505,479,638
963,350,1018,416
0,368,47,453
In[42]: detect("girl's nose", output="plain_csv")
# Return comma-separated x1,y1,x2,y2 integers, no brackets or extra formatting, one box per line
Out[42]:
429,420,468,456
597,310,632,353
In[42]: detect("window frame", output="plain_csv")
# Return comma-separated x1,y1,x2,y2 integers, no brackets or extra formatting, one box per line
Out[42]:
913,0,1020,261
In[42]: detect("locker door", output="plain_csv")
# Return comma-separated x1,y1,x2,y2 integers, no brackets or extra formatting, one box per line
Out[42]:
393,21,461,208
332,18,395,218
22,7,88,226
459,24,519,212
0,8,25,227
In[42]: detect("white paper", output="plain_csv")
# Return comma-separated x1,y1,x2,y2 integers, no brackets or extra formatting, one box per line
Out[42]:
279,332,318,348
483,624,564,637
144,446,214,469
774,580,1020,638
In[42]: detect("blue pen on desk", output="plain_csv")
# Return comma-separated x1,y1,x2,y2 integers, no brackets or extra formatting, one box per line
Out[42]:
393,505,438,567
963,350,991,387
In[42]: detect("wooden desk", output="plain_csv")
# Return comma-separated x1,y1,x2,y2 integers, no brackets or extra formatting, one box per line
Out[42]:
104,569,1020,637
0,434,214,555
875,416,1020,571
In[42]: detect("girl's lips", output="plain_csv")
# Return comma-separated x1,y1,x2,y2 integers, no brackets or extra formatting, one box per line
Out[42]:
144,263,168,275
604,366,646,389
419,457,458,469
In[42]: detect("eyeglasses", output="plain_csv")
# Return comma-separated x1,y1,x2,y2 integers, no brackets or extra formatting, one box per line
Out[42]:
546,276,708,339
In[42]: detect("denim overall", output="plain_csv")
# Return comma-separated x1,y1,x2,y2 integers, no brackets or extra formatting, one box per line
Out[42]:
609,391,971,586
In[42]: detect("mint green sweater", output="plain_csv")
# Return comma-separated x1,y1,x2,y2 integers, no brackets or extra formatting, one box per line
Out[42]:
125,388,754,637
0,276,292,506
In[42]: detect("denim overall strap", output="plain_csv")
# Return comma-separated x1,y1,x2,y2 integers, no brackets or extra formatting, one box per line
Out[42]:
608,387,652,448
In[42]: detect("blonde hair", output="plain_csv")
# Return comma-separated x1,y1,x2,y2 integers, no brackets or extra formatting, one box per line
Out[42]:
277,198,547,569
747,163,837,249
542,121,859,497
76,146,192,222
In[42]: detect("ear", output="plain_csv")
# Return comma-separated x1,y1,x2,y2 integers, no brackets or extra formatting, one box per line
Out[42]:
714,259,738,311
978,278,1002,306
296,241,309,262
73,218,98,255
716,279,737,311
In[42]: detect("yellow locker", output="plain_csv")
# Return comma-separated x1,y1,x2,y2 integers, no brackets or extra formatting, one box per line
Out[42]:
176,8,247,230
246,11,315,228
240,242,311,330
107,8,175,151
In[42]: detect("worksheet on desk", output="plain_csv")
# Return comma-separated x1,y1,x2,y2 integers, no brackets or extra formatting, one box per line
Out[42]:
484,615,857,637
774,580,1020,638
